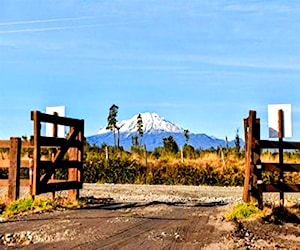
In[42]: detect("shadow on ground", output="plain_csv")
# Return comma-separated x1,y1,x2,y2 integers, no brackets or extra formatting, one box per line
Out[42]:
79,196,228,210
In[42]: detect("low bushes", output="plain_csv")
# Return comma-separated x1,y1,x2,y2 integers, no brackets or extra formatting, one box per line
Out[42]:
2,198,57,218
83,151,246,186
225,202,264,220
82,147,300,186
1,197,84,218
225,202,300,223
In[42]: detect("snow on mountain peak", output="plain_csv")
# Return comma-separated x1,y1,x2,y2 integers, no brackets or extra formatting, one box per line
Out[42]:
97,112,183,134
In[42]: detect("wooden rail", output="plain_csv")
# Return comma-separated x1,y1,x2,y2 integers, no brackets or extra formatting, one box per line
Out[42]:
0,159,32,169
0,140,32,148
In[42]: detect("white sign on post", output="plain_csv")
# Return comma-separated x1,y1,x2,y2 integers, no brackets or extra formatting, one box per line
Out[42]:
268,104,292,138
46,106,66,138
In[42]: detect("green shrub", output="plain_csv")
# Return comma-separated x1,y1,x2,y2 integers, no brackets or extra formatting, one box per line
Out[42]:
2,198,57,218
225,202,264,220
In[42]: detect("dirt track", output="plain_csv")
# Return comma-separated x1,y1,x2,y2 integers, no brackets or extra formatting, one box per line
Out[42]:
0,184,299,249
0,201,234,249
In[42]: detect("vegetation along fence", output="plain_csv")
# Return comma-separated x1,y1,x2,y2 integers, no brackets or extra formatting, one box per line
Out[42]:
243,110,300,209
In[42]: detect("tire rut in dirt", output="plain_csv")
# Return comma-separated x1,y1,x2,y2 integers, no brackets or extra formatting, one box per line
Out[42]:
74,218,178,249
74,207,186,249
165,213,213,249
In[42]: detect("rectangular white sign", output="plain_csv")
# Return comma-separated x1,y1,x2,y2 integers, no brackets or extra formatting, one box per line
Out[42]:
46,106,66,137
268,104,292,138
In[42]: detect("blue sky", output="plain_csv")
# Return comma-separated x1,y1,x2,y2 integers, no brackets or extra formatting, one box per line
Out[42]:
1,0,300,141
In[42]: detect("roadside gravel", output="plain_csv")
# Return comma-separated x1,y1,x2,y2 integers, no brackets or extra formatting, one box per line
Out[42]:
81,184,244,204
80,183,300,206
1,183,299,205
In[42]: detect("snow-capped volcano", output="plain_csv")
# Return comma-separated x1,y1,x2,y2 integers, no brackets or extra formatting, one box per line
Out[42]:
97,112,183,134
87,112,244,151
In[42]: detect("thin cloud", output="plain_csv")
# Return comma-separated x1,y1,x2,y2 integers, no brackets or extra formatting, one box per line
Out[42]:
113,65,186,71
155,54,300,72
224,4,260,13
213,59,300,71
224,2,299,14
0,24,101,34
0,16,94,26
0,18,150,34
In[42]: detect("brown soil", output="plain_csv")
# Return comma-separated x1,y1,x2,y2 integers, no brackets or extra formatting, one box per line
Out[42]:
229,217,300,249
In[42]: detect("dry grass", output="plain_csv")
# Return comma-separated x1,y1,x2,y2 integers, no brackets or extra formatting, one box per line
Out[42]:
261,151,300,184
146,152,245,172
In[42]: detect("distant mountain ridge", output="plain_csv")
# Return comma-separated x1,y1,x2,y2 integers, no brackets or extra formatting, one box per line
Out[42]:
87,112,242,151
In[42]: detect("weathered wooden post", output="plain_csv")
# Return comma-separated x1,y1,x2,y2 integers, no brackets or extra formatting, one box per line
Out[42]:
8,137,21,201
32,111,41,200
278,109,284,206
253,117,262,208
29,155,34,199
243,111,255,203
51,112,58,200
68,120,84,201
68,127,79,201
243,110,262,206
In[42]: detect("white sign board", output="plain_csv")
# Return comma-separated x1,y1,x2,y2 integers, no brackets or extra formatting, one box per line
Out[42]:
268,104,292,138
46,106,66,137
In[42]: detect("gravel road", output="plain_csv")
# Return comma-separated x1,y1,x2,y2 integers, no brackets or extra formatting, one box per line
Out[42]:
2,183,300,205
81,184,244,204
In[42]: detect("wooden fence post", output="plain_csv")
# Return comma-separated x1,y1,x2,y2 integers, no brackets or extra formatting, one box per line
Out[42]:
68,120,84,201
252,117,263,208
243,111,255,202
243,111,263,206
32,111,41,199
68,127,79,201
8,137,21,201
51,112,58,200
278,109,284,206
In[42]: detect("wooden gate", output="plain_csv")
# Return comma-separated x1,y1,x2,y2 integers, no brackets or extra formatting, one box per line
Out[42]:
31,111,84,200
243,110,300,208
